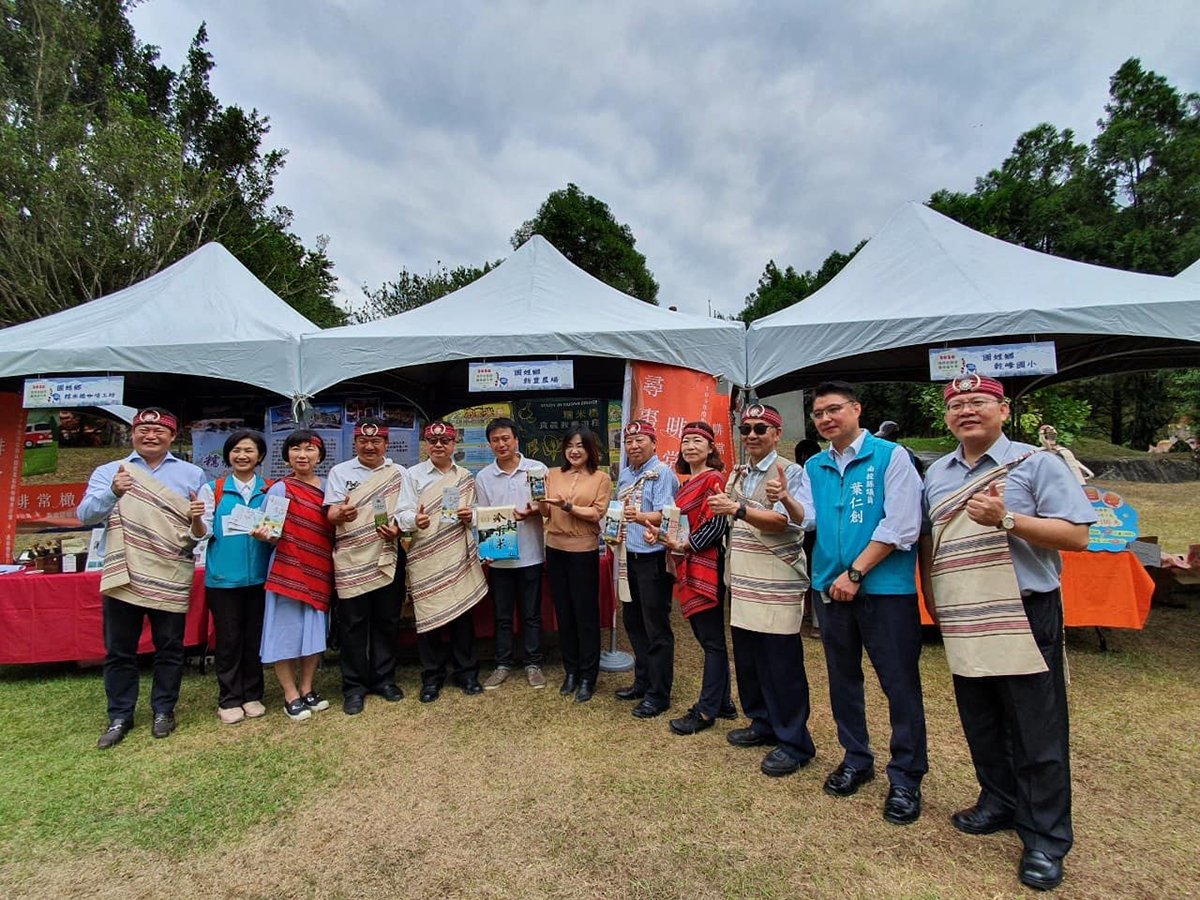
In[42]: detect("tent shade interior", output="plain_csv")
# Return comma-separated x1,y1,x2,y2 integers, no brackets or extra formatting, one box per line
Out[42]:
747,203,1200,395
299,235,746,399
0,243,317,398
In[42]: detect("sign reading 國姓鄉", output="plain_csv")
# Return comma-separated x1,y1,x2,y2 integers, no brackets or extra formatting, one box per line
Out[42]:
928,342,1057,381
23,376,125,408
468,360,574,392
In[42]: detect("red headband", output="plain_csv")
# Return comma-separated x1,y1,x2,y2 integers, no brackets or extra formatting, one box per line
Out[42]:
132,409,177,433
943,374,1005,403
624,420,657,441
741,404,783,428
681,423,715,442
423,422,457,441
354,422,389,439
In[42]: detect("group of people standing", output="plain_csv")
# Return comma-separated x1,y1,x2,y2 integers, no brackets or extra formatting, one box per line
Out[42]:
78,371,1095,893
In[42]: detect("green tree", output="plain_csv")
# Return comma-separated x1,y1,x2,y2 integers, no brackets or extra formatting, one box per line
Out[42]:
512,183,659,303
355,260,499,321
738,242,864,323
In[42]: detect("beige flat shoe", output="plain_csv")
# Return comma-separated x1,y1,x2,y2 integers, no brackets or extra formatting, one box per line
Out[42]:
217,706,245,725
242,700,267,718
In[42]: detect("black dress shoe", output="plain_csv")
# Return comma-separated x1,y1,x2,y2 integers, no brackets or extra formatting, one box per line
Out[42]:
460,679,483,695
761,747,807,777
951,804,1015,835
378,684,404,702
614,684,647,701
717,700,738,720
419,683,441,703
727,727,777,748
883,785,922,825
559,674,578,696
97,718,133,749
574,679,594,703
151,712,176,739
632,699,669,719
1019,849,1064,891
823,763,876,797
343,694,365,715
669,707,715,735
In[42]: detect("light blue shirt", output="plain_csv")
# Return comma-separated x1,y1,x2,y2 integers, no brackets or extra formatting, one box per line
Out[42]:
617,455,679,554
740,450,807,528
473,454,548,568
77,451,207,526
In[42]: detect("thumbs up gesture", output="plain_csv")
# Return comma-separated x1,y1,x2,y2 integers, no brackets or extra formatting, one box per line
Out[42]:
188,489,205,522
765,463,790,504
415,503,431,531
966,480,1007,528
111,463,134,497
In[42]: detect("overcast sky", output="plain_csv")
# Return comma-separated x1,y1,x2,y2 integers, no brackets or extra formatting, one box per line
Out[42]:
129,1,1199,318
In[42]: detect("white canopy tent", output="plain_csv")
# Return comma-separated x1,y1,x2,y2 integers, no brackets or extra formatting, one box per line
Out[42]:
299,235,747,404
0,243,316,399
746,203,1200,394
1178,257,1200,282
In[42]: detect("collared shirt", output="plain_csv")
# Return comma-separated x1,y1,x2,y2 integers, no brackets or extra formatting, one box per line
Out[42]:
741,449,807,526
924,434,1097,594
77,451,207,526
324,456,420,531
795,431,922,550
617,455,680,554
473,454,547,568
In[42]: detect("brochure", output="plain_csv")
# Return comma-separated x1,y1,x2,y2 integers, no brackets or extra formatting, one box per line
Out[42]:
476,506,520,561
441,486,461,524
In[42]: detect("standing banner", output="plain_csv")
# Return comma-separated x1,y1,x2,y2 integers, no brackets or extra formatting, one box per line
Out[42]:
629,362,732,471
445,402,514,474
0,393,27,563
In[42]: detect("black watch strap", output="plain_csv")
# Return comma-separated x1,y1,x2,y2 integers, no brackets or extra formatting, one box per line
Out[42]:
847,566,864,584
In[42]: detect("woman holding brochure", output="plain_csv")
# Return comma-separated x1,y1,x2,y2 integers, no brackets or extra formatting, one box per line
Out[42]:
254,430,336,721
190,429,273,724
540,427,612,703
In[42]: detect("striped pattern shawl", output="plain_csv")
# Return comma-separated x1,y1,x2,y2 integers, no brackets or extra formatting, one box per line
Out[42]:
928,455,1048,677
674,468,724,618
100,464,197,613
725,466,808,635
264,478,335,612
333,466,404,600
406,466,487,633
615,463,664,604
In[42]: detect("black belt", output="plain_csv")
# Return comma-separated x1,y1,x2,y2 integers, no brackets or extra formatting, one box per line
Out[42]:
625,550,664,561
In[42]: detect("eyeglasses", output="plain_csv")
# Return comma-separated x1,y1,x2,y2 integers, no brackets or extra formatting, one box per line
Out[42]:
810,403,848,421
946,398,1002,414
739,423,771,436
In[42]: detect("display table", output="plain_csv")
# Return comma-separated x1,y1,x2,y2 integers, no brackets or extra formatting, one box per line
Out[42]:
918,549,1154,629
0,551,617,665
0,569,211,665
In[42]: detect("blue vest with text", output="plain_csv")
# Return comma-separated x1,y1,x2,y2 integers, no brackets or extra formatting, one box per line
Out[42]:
204,474,272,588
805,433,916,595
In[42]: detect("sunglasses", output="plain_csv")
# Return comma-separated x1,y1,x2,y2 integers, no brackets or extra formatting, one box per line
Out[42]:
739,423,771,436
427,436,454,445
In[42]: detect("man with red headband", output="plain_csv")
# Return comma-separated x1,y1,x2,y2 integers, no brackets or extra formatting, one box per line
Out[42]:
78,407,207,749
325,416,421,715
406,421,487,701
613,418,680,717
922,374,1095,892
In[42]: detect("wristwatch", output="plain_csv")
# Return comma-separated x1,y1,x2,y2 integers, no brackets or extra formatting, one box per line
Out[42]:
1000,512,1017,532
563,501,573,513
735,501,748,520
847,566,864,584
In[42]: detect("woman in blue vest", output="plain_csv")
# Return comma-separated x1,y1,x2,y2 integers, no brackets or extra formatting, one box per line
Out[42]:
190,429,273,725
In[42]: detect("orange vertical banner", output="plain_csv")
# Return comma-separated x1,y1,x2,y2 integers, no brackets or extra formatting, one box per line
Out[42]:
0,392,28,564
629,362,732,471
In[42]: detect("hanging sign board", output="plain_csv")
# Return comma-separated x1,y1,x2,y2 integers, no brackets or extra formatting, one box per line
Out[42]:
928,342,1057,380
23,376,125,408
468,360,574,392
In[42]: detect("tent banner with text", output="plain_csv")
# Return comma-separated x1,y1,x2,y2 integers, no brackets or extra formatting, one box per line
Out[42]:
629,362,732,472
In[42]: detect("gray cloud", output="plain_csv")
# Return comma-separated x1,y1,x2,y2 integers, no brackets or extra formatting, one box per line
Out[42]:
130,1,1200,317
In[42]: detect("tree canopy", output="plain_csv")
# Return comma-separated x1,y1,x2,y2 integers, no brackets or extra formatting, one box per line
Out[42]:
354,260,500,322
0,0,344,327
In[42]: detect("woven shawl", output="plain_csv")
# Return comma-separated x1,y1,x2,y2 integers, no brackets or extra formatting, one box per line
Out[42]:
100,465,196,613
928,455,1048,677
615,463,665,604
264,477,335,612
332,466,404,600
673,468,725,618
406,466,487,633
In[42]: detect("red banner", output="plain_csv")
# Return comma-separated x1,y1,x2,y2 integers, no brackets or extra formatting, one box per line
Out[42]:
629,362,732,471
0,393,28,562
14,482,87,527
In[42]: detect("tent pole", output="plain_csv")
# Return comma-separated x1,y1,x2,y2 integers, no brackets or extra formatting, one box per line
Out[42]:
600,360,634,673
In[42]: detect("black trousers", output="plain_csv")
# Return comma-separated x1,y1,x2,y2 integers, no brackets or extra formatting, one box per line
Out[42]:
953,589,1073,858
338,554,405,698
622,551,675,707
819,592,928,789
490,564,544,668
418,612,478,687
207,584,266,709
687,602,731,719
546,547,601,682
731,626,815,763
102,595,186,721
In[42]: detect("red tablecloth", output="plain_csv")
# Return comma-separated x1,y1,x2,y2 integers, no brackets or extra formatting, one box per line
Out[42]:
0,569,211,665
918,549,1154,629
0,551,617,665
